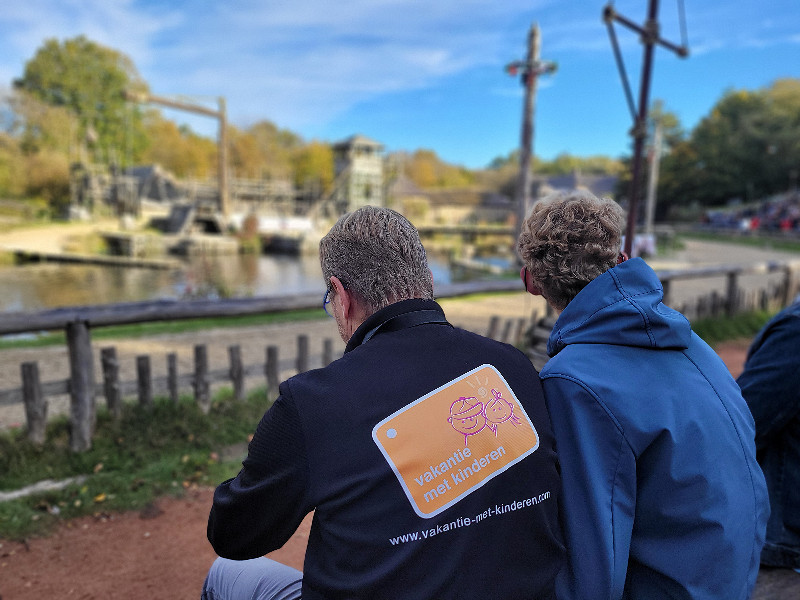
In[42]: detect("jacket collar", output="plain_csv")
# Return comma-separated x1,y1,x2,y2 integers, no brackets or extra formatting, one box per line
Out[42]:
345,299,450,353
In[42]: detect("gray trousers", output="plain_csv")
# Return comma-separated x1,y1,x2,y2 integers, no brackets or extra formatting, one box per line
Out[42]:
201,557,302,600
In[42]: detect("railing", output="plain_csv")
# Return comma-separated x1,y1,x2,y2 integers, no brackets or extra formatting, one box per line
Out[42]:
0,280,527,451
2,260,799,452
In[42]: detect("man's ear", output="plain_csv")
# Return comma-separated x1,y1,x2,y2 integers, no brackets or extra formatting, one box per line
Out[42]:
330,276,352,318
617,251,629,264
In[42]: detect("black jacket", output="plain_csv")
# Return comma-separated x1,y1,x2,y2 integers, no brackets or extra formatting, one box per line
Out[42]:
208,299,564,599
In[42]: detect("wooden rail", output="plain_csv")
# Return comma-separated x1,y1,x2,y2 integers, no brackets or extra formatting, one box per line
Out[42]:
2,261,799,451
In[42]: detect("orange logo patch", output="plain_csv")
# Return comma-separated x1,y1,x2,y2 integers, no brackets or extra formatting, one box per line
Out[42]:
372,364,539,518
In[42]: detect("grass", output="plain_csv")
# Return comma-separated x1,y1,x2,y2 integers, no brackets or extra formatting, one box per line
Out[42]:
0,386,270,541
691,308,774,346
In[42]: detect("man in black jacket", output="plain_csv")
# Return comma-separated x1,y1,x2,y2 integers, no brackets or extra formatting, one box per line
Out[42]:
203,206,564,599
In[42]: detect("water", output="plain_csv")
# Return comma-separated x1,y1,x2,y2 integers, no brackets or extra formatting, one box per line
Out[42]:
0,252,507,313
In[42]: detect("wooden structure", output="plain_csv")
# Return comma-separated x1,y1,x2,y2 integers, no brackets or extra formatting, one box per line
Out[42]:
331,134,385,213
124,91,230,217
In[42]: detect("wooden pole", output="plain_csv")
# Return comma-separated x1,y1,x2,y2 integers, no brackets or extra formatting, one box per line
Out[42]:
101,347,122,420
515,24,540,240
194,344,211,414
266,345,279,396
218,97,229,218
167,352,179,405
66,320,95,452
322,338,333,367
21,362,47,446
229,345,245,401
137,355,153,410
296,335,309,374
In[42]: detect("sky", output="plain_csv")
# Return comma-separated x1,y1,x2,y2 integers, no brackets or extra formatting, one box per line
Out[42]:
0,1,798,169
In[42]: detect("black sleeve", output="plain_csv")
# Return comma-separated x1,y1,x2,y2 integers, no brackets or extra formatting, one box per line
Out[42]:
207,393,312,559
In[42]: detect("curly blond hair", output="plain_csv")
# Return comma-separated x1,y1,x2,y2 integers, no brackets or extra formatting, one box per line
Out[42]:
517,190,625,311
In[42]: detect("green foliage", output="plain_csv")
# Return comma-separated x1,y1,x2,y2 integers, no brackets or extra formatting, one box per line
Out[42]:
24,150,70,214
0,133,26,197
692,310,773,346
0,389,270,540
658,78,800,214
13,35,148,165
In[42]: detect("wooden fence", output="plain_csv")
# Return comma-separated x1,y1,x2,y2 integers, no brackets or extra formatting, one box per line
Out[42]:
1,261,799,452
0,280,530,452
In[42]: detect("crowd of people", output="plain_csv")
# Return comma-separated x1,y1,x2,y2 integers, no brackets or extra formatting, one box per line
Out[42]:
199,192,797,600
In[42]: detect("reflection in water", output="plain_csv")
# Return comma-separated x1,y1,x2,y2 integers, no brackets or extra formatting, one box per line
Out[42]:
0,253,466,312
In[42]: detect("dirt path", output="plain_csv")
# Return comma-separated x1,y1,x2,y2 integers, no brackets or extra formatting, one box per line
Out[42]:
4,340,789,600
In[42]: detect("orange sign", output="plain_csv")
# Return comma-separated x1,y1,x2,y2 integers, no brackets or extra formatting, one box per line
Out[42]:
372,364,539,518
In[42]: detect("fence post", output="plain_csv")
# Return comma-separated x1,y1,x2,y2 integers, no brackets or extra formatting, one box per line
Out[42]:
194,344,211,414
514,318,527,346
266,345,279,394
725,271,740,316
66,320,95,452
500,320,513,344
661,278,672,307
167,353,179,405
137,355,153,410
101,347,122,420
229,345,245,401
781,266,794,307
322,339,333,366
486,316,500,339
296,335,309,373
21,361,47,446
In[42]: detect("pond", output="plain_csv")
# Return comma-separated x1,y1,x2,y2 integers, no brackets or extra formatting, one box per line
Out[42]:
0,251,513,313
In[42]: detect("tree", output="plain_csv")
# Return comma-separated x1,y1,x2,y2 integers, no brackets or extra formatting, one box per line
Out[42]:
683,79,800,205
14,35,148,165
292,140,334,192
248,120,301,180
140,112,217,178
0,132,26,197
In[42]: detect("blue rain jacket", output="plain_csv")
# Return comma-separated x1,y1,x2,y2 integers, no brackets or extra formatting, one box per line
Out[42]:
540,257,769,600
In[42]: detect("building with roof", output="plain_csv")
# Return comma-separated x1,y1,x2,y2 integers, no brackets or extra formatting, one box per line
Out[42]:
331,134,385,213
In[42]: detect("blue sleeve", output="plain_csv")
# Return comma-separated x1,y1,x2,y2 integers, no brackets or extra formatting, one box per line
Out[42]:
737,315,800,448
542,375,636,600
207,393,312,560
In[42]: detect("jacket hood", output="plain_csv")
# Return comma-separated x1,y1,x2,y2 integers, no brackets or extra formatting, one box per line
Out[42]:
548,257,692,356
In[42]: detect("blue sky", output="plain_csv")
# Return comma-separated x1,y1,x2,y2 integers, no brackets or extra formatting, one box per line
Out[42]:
1,1,798,169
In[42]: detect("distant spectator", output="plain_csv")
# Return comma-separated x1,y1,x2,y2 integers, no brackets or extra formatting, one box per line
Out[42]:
737,294,800,572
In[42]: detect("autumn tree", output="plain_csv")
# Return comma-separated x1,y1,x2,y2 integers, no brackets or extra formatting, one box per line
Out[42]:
292,140,334,192
248,120,301,180
14,35,148,165
402,149,475,189
140,112,217,178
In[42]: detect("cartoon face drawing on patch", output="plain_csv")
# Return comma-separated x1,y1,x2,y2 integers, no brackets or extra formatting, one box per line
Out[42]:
447,396,486,445
484,388,522,435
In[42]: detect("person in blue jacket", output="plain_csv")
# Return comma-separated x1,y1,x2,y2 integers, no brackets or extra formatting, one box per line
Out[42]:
517,190,769,600
203,206,565,599
737,295,800,571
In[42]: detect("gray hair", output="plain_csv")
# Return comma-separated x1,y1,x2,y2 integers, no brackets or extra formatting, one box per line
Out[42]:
516,190,625,311
319,205,434,314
